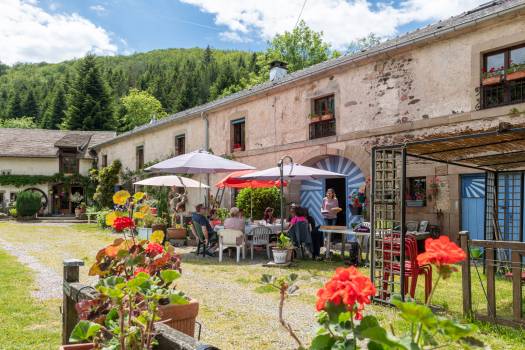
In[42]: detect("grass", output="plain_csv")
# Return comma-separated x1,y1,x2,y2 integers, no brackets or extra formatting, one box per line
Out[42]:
0,249,60,349
0,222,524,349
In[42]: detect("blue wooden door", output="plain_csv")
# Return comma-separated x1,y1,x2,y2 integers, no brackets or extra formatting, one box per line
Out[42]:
461,174,485,240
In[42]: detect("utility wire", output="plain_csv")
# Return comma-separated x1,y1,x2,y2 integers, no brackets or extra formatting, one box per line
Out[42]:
294,0,308,28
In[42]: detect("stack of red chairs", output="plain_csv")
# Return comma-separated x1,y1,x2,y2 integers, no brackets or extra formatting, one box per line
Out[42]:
381,233,432,302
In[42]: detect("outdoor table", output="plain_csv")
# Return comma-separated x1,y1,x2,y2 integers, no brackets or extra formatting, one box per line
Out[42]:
214,223,284,236
319,226,371,260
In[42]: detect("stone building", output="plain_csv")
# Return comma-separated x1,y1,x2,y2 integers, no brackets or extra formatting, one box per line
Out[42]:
0,129,115,215
91,0,525,240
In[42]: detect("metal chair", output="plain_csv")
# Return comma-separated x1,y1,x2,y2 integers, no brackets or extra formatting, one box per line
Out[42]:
190,222,207,257
247,226,272,260
218,229,245,263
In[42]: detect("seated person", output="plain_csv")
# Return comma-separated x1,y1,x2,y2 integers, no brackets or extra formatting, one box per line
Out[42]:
209,209,222,228
224,207,245,233
191,204,218,248
288,206,307,229
263,207,275,224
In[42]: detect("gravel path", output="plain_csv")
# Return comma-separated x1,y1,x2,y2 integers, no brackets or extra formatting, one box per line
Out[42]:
0,236,62,300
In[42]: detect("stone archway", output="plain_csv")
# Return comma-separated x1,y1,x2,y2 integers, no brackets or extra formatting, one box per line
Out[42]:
300,155,365,226
22,187,49,211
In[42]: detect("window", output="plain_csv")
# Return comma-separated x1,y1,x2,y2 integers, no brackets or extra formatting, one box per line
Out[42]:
481,44,525,109
313,95,335,116
60,153,79,174
136,145,144,170
175,134,185,156
0,192,4,205
406,177,426,207
310,95,336,139
9,192,16,202
231,118,245,152
101,154,108,168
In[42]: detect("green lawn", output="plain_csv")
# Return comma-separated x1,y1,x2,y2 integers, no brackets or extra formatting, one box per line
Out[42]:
0,249,60,349
0,222,524,349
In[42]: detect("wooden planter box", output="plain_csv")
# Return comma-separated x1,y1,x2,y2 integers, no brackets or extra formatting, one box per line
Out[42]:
158,299,199,337
507,70,525,81
481,75,502,86
320,113,334,121
59,344,94,350
166,228,186,240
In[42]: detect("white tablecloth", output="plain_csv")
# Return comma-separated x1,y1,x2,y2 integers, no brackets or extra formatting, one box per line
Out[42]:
214,223,284,235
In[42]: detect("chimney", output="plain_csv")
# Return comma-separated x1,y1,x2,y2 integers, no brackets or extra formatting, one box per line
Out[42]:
269,60,288,81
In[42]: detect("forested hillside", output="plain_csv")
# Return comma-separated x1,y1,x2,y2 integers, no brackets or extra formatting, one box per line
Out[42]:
0,47,259,130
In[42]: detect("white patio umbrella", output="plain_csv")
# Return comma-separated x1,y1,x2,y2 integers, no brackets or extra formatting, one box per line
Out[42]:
145,150,255,174
241,158,345,232
133,175,209,188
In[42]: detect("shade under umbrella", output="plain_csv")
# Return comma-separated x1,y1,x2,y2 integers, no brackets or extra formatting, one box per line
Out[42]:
240,163,344,180
145,150,255,174
216,170,286,189
134,175,209,188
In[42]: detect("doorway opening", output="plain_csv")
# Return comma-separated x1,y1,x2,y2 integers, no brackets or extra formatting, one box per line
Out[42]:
325,177,346,226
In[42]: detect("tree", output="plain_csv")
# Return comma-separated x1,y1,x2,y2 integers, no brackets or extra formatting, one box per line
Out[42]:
118,88,167,131
63,54,114,130
6,91,23,119
22,89,39,120
41,84,66,129
347,33,382,54
235,187,281,220
91,159,122,209
0,116,37,128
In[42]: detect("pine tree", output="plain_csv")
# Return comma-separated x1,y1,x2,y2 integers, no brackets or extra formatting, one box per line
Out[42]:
23,89,39,120
41,84,66,129
63,54,114,130
6,91,23,118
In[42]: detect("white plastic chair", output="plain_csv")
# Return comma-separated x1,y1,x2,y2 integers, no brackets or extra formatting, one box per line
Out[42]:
218,229,245,263
247,226,272,260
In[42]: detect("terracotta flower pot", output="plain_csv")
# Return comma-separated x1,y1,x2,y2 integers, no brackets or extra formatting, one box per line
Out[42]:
166,227,187,240
507,70,525,81
59,343,94,350
158,299,199,337
310,115,321,123
481,75,502,86
320,113,334,121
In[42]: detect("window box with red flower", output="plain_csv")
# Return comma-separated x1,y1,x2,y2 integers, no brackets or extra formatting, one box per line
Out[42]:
506,63,525,81
481,66,504,86
232,143,244,152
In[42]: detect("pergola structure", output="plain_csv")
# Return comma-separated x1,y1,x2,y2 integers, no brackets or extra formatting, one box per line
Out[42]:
370,123,525,304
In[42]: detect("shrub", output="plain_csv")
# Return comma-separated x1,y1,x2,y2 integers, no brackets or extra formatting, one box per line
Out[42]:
236,187,280,219
15,191,41,217
8,208,17,217
96,209,112,228
92,160,122,209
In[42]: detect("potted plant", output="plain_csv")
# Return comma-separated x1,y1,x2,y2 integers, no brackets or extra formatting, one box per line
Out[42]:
481,66,504,85
308,113,321,123
232,143,243,152
166,222,187,240
66,269,189,349
137,213,154,240
506,62,525,81
272,233,293,264
71,192,84,218
349,189,366,215
152,216,167,233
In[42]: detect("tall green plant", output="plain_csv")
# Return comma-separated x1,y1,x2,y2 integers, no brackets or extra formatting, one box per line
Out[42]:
235,187,280,219
15,191,41,217
92,160,122,209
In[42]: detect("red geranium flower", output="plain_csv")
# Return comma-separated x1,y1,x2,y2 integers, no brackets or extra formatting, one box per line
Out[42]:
145,242,164,256
417,236,466,278
316,266,376,320
113,216,135,232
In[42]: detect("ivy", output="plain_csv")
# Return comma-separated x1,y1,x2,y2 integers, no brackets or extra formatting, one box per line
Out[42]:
0,173,92,188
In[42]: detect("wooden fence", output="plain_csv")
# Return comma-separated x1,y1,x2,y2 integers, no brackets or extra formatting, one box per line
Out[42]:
62,259,218,350
459,231,524,328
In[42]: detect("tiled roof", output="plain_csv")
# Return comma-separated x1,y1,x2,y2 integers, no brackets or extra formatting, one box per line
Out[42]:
91,0,525,149
0,128,116,158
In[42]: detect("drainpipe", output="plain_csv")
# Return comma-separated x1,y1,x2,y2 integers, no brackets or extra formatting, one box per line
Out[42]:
202,112,210,207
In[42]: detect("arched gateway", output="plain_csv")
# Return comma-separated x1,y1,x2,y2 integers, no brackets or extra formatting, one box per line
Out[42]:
300,155,365,227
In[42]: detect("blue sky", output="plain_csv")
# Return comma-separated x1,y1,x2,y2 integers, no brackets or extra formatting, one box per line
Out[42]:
0,0,487,64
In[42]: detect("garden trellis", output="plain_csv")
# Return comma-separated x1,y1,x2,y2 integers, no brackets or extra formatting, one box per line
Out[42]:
370,123,525,327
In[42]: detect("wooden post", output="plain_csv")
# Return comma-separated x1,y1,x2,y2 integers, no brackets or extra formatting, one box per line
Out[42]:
511,250,522,322
62,259,84,345
459,231,472,317
486,247,496,319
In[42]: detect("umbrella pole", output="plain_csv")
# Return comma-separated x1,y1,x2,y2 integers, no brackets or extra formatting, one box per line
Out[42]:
278,155,293,233
250,189,253,221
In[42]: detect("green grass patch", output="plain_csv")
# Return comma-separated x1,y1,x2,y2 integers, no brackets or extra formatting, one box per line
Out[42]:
0,249,60,349
254,284,276,294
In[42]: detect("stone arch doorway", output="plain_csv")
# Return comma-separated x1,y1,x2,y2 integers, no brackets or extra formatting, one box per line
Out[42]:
300,155,365,226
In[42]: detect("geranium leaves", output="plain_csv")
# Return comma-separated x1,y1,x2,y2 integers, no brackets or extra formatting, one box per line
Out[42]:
160,269,181,284
69,320,101,342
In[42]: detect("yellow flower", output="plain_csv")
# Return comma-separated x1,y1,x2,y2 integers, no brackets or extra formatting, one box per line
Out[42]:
139,205,151,214
150,230,165,244
133,192,145,203
105,211,120,226
113,190,131,206
133,211,145,220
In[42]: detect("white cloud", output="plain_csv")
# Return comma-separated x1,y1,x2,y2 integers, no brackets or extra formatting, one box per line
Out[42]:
89,4,107,15
0,0,117,64
181,0,488,49
219,31,252,43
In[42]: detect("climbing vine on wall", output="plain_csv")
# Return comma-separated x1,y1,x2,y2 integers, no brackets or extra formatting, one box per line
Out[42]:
0,173,92,188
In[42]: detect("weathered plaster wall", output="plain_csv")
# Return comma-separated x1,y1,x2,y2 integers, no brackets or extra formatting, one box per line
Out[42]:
0,158,58,176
